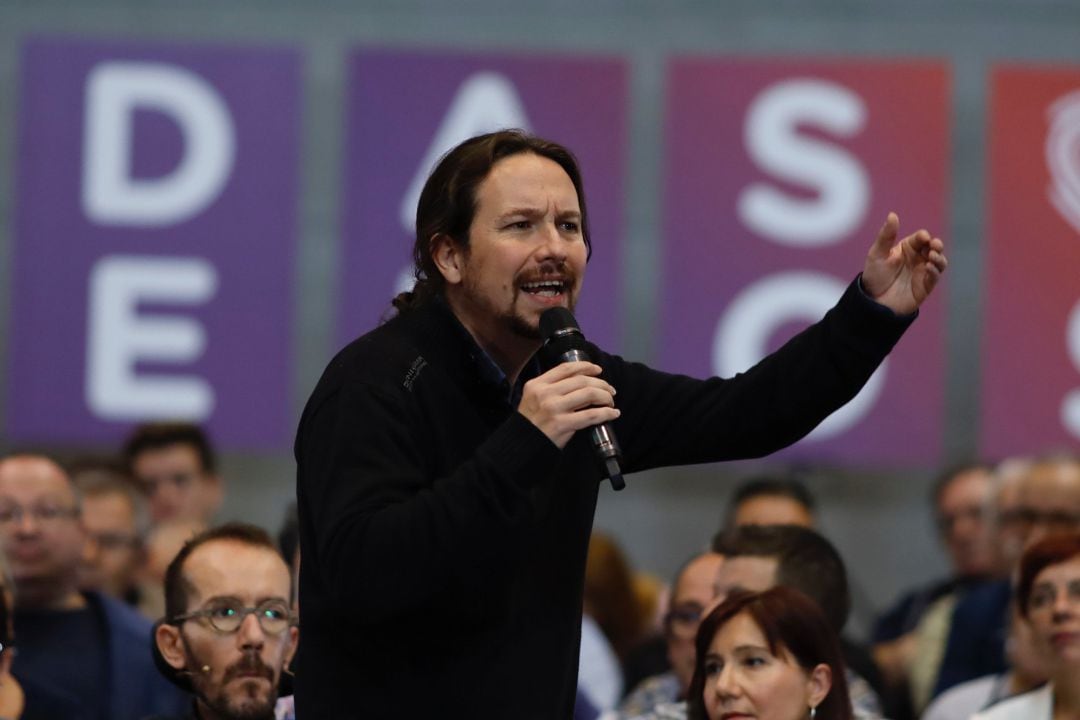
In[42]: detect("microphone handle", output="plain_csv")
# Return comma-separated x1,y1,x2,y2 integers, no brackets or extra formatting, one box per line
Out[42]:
558,349,625,491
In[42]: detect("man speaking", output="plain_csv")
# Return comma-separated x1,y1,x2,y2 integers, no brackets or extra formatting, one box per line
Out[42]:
294,130,946,717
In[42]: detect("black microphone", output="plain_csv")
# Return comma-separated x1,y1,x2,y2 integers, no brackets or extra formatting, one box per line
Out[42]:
539,307,625,491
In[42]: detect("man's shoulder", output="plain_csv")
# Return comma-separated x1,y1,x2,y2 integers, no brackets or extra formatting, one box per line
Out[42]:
87,590,152,636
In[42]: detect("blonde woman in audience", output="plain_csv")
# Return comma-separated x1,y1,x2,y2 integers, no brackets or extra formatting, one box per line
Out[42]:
973,532,1080,719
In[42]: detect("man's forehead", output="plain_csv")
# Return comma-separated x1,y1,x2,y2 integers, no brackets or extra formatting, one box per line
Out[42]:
674,553,724,601
0,457,74,501
184,539,290,601
715,554,779,591
1023,463,1080,504
478,155,578,207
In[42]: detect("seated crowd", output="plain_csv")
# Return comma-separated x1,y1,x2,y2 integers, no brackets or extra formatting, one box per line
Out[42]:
0,424,1078,720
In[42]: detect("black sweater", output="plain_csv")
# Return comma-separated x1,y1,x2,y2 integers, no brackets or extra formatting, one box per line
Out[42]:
294,278,912,718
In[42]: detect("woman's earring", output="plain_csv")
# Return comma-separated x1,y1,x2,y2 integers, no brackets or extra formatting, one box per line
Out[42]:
809,706,816,720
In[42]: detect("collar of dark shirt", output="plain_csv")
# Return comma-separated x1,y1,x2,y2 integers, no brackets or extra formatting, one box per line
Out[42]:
433,295,541,408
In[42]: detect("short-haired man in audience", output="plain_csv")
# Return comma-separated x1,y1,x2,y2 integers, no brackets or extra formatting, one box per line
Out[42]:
724,474,816,529
712,524,885,719
72,460,147,606
0,453,187,720
150,522,298,720
619,551,723,718
123,422,223,525
872,462,996,716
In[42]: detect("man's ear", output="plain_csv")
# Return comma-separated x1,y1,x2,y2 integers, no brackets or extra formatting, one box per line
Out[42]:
430,233,465,286
156,623,187,671
283,625,299,667
806,662,833,710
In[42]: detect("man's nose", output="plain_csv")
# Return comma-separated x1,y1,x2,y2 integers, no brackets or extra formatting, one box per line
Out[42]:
237,612,267,648
536,222,570,258
15,510,40,534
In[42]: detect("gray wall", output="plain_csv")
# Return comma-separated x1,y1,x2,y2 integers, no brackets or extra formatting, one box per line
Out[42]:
2,0,1080,636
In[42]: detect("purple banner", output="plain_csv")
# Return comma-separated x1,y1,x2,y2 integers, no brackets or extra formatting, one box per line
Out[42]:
340,49,627,352
10,38,300,449
661,58,949,464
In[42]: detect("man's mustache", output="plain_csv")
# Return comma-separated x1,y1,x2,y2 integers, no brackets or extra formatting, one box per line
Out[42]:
222,652,275,685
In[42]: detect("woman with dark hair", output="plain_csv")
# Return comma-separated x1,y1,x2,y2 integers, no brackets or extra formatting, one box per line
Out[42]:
972,532,1080,719
687,586,853,720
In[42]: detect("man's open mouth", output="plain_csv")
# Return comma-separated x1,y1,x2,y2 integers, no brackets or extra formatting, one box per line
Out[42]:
520,279,567,297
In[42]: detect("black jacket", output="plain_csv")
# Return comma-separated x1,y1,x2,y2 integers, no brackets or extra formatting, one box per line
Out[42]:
294,279,912,718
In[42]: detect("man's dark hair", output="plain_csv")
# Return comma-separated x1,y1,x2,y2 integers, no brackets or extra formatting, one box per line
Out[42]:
725,474,815,529
122,422,217,475
163,522,281,621
712,524,851,633
392,129,592,312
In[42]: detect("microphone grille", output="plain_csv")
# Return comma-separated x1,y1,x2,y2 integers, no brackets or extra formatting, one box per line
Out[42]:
539,307,580,341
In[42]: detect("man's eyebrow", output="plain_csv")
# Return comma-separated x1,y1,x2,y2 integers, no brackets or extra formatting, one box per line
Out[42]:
498,207,544,218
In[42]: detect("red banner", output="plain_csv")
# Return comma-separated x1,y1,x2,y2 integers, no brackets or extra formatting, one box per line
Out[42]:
981,65,1080,457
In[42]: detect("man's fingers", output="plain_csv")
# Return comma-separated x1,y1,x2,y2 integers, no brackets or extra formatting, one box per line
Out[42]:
871,212,900,256
536,361,603,384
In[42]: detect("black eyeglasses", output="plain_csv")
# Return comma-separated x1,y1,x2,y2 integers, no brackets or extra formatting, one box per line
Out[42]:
172,599,294,635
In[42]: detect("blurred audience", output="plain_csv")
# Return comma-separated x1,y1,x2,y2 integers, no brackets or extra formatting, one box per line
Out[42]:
620,551,724,718
71,458,147,605
123,422,223,525
872,462,996,717
724,474,816,530
581,532,655,712
712,524,884,718
149,522,298,720
0,545,90,719
933,453,1080,700
137,518,209,620
686,587,852,720
972,532,1080,718
921,601,1049,720
0,453,186,719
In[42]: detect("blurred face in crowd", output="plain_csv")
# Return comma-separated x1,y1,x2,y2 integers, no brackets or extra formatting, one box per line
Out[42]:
733,495,813,529
1025,554,1080,673
701,611,830,720
713,555,779,605
1003,461,1080,555
937,467,995,577
666,553,725,693
0,456,85,607
79,490,142,598
132,443,222,524
157,539,297,720
435,153,587,353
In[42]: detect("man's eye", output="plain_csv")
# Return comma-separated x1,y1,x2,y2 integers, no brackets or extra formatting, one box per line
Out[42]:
505,220,530,230
210,606,239,619
559,221,579,232
262,606,288,620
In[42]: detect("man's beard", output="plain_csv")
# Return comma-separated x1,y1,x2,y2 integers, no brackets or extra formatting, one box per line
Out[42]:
184,644,277,720
462,265,578,342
